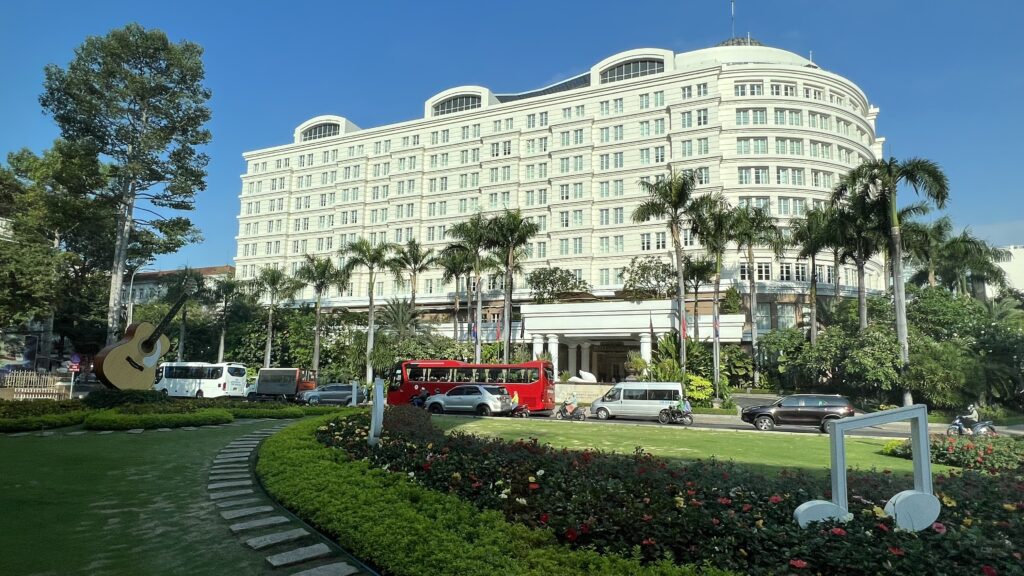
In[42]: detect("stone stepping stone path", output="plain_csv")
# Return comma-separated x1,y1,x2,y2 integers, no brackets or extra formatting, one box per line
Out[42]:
206,424,372,575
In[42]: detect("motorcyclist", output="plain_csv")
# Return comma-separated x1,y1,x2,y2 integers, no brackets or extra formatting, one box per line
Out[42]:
563,391,578,415
676,395,692,416
962,404,979,429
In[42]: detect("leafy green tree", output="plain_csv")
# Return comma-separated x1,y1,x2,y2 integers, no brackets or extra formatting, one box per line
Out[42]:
621,256,676,300
841,326,902,397
378,298,422,339
483,209,538,362
388,238,435,308
632,170,699,383
906,286,985,342
720,286,742,314
525,267,591,304
831,196,885,330
758,328,808,390
40,24,212,345
249,267,302,368
295,254,349,380
339,238,395,384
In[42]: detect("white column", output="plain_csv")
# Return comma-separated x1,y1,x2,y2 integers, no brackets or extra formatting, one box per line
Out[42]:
640,333,652,364
581,342,591,374
532,334,544,360
547,334,560,376
568,343,579,378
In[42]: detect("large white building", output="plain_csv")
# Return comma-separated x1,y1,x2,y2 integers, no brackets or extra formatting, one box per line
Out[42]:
236,39,885,379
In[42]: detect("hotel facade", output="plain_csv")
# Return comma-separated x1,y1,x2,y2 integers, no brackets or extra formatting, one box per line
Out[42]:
236,39,885,380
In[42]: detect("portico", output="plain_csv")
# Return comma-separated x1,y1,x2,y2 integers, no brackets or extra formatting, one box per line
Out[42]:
521,300,744,382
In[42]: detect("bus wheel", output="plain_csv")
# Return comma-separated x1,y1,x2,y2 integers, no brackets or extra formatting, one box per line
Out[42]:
160,389,169,396
195,390,204,398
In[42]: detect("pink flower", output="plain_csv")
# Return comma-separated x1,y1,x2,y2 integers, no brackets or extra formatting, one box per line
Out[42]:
789,559,807,569
718,497,732,505
878,523,890,533
539,513,549,524
711,518,720,526
888,546,905,556
529,482,540,490
565,527,578,542
830,527,847,536
931,522,947,535
642,537,656,545
742,504,753,513
642,514,652,522
982,566,998,576
769,495,783,504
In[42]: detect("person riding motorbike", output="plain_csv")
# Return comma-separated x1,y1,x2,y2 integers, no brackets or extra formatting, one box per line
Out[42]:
563,391,578,414
963,404,979,429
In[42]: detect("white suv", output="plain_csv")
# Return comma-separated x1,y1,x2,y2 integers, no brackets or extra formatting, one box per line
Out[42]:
425,385,512,416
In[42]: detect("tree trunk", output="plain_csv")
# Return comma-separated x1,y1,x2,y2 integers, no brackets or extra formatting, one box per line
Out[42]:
177,305,186,362
410,273,417,308
366,270,376,386
217,322,226,363
857,262,868,330
263,302,273,368
475,271,483,363
105,182,136,345
712,259,722,399
747,245,760,388
503,250,513,363
809,254,818,346
833,250,841,315
928,262,936,288
673,234,687,384
891,223,912,406
312,294,322,383
452,277,460,340
831,249,841,315
692,284,701,342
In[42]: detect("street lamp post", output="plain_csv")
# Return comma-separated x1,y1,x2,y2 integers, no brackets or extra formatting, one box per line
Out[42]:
126,266,152,326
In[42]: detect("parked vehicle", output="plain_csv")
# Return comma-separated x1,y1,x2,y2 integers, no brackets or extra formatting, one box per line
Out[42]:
589,381,683,421
946,406,996,436
424,384,512,416
658,406,694,426
387,359,555,412
154,362,251,398
250,368,316,401
554,399,586,421
509,404,531,418
741,394,854,432
297,383,364,406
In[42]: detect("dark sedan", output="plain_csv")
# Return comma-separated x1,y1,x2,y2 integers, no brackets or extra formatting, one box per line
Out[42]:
741,394,854,432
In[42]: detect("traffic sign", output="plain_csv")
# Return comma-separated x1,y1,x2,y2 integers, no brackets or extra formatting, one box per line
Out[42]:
71,353,81,364
69,363,81,372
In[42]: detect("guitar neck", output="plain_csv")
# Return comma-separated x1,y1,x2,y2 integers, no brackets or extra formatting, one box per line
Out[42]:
144,290,192,348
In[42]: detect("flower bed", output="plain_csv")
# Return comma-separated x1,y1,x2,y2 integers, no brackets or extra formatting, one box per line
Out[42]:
314,405,1023,576
883,434,1024,472
257,414,728,576
83,408,233,430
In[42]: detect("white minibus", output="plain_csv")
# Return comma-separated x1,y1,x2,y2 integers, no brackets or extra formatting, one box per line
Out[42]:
154,362,250,398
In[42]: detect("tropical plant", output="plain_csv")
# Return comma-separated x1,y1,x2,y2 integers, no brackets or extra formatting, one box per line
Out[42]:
339,238,395,384
248,267,302,368
790,207,835,345
833,157,950,406
445,213,494,363
632,170,700,384
525,267,591,304
688,191,735,396
483,210,538,362
295,254,349,380
436,249,473,341
378,298,422,339
682,256,715,342
830,197,885,330
621,256,676,300
730,205,784,388
388,238,435,308
160,267,209,362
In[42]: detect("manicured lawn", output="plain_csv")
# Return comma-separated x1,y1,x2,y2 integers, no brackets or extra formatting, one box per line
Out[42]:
0,421,283,576
433,416,954,477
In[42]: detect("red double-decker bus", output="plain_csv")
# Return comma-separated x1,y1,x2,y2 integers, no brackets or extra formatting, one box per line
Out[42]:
387,359,556,411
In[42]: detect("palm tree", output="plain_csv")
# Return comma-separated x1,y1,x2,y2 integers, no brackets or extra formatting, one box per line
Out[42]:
483,210,539,362
791,207,836,345
833,157,949,406
689,192,733,398
931,230,1010,298
162,267,207,362
446,213,491,363
249,267,303,368
903,216,955,288
210,274,250,363
436,249,473,341
832,197,885,330
388,238,435,308
378,298,421,339
682,255,716,342
339,237,395,385
631,170,699,382
730,205,784,389
295,254,349,381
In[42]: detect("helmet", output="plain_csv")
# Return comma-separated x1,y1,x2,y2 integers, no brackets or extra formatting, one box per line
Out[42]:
967,404,976,411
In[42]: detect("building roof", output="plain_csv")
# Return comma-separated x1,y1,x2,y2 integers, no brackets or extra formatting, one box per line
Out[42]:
135,265,235,282
717,36,766,47
494,72,592,103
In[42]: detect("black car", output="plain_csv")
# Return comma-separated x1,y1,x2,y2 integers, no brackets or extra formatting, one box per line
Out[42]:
741,394,854,432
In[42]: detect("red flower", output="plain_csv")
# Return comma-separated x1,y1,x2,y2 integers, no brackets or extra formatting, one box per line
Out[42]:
878,523,890,533
769,495,783,504
982,566,998,576
718,497,732,505
931,522,947,535
947,446,955,454
580,522,590,534
642,537,655,545
642,514,653,522
711,518,720,526
539,513,549,524
830,527,847,536
565,527,578,542
471,481,482,489
421,462,432,471
789,559,808,569
742,504,753,513
888,546,905,556
529,482,540,490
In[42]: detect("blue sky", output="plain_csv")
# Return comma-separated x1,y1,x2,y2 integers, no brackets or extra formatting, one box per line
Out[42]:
3,0,1023,271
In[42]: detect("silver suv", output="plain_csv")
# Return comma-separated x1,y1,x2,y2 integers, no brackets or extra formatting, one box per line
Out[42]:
425,384,512,416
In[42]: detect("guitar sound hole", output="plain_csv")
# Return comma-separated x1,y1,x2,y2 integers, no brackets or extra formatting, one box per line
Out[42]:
141,342,154,354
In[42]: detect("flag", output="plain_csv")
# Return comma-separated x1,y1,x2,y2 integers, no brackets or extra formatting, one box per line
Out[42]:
471,322,478,343
681,304,688,339
519,317,526,340
496,310,503,341
649,313,655,343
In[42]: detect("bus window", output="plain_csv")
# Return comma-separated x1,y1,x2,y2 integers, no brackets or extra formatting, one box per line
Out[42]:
524,368,539,383
455,368,474,383
227,366,246,377
427,368,452,382
408,367,425,382
206,367,223,379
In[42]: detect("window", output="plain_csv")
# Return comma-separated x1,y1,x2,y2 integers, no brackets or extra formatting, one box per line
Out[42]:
640,233,652,251
756,302,771,332
778,304,796,329
680,111,692,128
433,95,481,116
573,237,583,254
679,140,693,157
737,167,751,185
696,109,709,126
779,263,793,281
301,123,340,141
756,261,771,281
655,232,666,250
694,167,710,185
795,263,808,282
613,98,624,113
600,59,664,84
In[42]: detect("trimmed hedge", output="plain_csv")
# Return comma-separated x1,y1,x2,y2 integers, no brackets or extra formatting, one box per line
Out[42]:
84,408,233,430
256,415,730,576
0,411,90,432
229,407,305,419
0,399,85,418
83,389,171,408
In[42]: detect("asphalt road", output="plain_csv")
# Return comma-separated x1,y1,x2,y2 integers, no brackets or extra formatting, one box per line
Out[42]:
585,414,911,438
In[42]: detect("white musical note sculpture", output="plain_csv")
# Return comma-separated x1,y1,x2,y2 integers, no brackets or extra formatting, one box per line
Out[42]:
368,378,385,447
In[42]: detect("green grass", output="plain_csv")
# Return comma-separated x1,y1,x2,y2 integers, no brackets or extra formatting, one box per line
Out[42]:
433,416,955,477
0,421,288,576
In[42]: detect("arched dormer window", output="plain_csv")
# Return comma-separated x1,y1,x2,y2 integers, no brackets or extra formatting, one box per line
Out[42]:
301,123,340,142
432,95,481,116
600,59,664,84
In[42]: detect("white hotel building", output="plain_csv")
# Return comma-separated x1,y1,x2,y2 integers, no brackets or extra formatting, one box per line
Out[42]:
236,39,885,380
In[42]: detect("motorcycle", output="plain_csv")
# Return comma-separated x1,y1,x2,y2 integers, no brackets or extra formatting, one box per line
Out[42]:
658,406,694,426
946,414,996,437
508,404,531,418
553,400,586,421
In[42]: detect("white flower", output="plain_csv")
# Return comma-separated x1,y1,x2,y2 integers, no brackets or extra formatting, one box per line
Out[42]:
408,472,415,478
498,493,508,499
536,470,545,476
516,497,527,505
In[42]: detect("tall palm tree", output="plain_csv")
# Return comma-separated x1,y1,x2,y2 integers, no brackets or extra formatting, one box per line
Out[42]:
162,267,207,362
210,274,250,363
791,207,835,345
682,255,716,342
378,298,421,339
339,237,395,385
446,213,491,363
689,192,733,398
903,216,955,288
387,238,435,308
249,267,303,368
631,170,699,382
436,249,473,341
483,209,539,362
730,205,784,388
833,157,949,406
295,254,349,381
831,196,885,330
931,230,1010,298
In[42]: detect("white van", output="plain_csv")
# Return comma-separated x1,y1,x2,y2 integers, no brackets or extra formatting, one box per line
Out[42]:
589,381,683,420
154,362,250,398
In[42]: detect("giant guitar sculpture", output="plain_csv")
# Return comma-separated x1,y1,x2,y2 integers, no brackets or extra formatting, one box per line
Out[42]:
95,280,196,390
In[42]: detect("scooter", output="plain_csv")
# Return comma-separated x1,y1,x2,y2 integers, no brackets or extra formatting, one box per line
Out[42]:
508,404,531,418
946,414,996,436
658,406,694,426
553,400,586,421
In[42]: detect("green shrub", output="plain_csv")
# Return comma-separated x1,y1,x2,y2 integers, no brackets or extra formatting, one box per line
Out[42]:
885,434,1023,472
83,408,233,430
0,399,84,418
229,407,304,419
0,411,90,432
257,415,728,576
83,389,170,409
299,405,351,416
